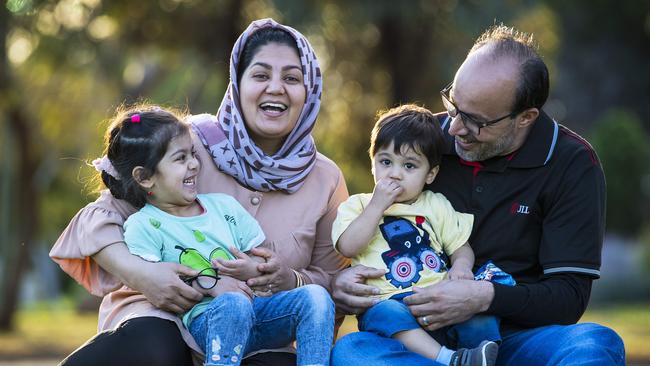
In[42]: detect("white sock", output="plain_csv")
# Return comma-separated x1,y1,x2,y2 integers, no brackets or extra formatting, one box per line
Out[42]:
436,346,455,365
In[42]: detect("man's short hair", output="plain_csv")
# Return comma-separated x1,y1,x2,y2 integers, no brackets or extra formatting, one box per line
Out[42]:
470,24,549,112
369,104,445,169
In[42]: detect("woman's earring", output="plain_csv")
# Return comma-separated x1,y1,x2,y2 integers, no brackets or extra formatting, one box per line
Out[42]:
147,191,153,196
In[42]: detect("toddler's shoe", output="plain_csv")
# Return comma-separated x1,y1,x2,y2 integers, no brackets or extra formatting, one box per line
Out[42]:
449,340,498,366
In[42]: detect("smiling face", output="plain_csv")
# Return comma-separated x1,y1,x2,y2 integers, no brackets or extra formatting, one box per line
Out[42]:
372,142,439,204
239,42,306,155
447,50,524,161
143,132,201,216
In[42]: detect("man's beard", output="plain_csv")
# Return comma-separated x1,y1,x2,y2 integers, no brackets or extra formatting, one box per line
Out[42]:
455,122,516,162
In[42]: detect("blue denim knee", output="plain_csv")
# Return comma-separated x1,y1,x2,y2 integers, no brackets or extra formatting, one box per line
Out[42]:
295,284,334,316
208,292,254,318
358,299,420,338
498,322,626,366
559,323,625,364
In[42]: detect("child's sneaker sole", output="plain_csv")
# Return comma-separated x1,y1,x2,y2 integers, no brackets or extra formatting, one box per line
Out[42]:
477,340,498,366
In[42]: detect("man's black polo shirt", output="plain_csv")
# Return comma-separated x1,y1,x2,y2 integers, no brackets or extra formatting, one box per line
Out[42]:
428,111,605,330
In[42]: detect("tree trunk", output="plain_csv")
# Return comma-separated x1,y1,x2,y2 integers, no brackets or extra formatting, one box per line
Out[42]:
377,15,435,105
0,110,38,331
0,5,40,331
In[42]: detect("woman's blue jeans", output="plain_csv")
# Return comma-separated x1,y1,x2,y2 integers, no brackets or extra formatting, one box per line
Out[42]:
331,322,625,366
189,284,334,366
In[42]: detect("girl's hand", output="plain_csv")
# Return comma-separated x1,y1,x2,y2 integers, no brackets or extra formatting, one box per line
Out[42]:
245,247,295,294
212,247,262,281
369,178,403,211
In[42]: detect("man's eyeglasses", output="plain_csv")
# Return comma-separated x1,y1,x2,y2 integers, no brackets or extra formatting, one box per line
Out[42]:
440,82,518,135
182,267,220,289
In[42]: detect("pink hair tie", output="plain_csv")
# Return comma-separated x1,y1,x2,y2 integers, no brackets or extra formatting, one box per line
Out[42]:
131,114,141,123
91,156,121,180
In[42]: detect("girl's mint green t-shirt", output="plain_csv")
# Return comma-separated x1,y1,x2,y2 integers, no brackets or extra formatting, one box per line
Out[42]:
123,193,265,327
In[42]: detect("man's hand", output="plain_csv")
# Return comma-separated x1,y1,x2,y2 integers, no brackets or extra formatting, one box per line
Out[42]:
369,178,403,212
331,265,385,315
212,247,262,281
403,279,494,331
127,261,203,314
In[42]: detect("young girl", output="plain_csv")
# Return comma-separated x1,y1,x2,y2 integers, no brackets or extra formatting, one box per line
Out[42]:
92,105,334,366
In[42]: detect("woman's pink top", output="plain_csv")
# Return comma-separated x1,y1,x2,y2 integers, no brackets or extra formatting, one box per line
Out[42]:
49,134,350,360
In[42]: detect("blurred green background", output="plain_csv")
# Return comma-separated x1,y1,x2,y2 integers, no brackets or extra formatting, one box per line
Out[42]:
1,0,649,364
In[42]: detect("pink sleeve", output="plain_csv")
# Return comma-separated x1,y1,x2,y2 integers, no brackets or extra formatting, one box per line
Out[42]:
49,194,133,297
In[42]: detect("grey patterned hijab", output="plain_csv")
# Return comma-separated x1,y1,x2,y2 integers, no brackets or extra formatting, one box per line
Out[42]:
191,18,322,194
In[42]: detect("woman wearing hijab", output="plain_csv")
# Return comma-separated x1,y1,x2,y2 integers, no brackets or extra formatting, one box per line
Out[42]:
50,18,349,366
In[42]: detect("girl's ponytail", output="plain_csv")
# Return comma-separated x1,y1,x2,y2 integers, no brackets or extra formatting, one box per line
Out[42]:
91,104,188,208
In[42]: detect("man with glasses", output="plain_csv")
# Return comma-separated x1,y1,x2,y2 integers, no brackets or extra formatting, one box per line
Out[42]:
331,24,625,365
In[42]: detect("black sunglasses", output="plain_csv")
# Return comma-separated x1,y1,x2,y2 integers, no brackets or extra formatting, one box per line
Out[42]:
182,267,220,289
440,82,518,135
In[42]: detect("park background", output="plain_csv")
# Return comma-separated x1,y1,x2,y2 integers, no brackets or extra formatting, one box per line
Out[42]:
1,0,649,364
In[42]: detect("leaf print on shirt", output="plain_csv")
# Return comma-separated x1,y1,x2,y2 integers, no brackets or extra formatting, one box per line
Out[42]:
210,247,234,261
175,245,213,273
193,229,206,242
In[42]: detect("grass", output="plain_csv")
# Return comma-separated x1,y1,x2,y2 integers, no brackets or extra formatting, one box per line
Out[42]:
0,299,97,360
580,303,650,363
1,300,648,362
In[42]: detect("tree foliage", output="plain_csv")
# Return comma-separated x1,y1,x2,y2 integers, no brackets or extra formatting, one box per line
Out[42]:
1,0,648,328
591,110,650,237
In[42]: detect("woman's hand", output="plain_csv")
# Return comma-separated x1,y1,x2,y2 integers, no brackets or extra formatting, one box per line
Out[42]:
202,275,254,301
128,261,204,314
330,265,385,315
212,247,263,281
93,243,203,314
245,247,295,294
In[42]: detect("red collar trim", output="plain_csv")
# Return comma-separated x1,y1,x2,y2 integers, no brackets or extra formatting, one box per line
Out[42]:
459,159,484,177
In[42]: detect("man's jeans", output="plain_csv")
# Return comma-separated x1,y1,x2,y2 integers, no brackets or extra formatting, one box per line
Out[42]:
358,299,501,347
331,322,625,366
190,284,334,366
